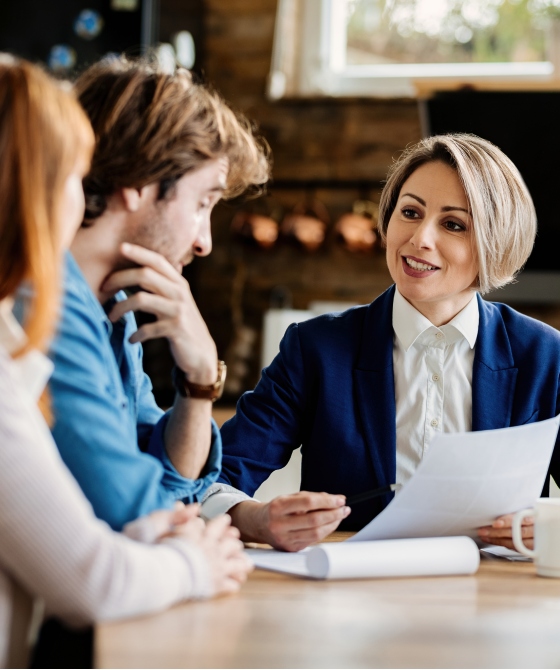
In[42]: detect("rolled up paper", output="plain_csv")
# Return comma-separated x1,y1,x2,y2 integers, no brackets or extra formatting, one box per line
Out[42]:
305,536,480,580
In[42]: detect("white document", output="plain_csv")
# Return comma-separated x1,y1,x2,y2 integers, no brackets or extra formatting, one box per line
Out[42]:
246,536,480,580
479,545,531,562
246,548,311,577
350,415,560,543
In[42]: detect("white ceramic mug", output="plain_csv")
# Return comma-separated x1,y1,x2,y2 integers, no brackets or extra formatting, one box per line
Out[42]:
512,498,560,577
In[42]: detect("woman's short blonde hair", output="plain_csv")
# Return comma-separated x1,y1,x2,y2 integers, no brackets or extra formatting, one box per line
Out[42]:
378,134,537,294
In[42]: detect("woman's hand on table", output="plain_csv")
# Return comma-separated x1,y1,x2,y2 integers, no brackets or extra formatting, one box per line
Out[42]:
122,502,202,543
477,513,534,550
229,491,351,552
171,513,253,595
123,503,252,595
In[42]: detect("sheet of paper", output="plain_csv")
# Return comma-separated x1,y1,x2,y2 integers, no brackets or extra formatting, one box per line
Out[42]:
246,536,480,580
246,548,310,576
480,545,532,562
350,415,560,543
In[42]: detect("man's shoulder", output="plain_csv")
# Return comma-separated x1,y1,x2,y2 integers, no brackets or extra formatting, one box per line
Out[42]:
51,254,111,366
59,253,106,338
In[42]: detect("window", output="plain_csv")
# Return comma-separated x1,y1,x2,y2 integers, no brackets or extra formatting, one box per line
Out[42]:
268,0,560,98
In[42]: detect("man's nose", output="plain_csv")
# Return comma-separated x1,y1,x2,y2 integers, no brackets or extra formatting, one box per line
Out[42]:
193,216,212,257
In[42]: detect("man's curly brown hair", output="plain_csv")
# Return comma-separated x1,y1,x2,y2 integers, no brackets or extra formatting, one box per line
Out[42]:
75,56,270,222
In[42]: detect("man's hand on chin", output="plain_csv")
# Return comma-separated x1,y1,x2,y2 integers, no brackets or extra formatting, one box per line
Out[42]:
102,242,218,384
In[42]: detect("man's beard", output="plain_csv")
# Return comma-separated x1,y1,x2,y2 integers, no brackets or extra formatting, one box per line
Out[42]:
118,208,188,273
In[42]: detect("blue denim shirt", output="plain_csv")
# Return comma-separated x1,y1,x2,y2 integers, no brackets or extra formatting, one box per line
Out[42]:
48,253,221,530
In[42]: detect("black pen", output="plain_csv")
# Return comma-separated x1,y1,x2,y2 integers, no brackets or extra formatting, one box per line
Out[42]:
346,483,401,506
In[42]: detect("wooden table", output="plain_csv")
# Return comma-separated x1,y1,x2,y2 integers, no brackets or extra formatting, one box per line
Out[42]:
96,536,560,669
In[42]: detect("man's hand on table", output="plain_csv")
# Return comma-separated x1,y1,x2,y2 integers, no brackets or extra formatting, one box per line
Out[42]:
229,491,351,552
477,513,534,550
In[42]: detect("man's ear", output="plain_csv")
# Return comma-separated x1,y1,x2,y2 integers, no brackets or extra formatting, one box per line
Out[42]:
121,184,159,213
121,187,142,212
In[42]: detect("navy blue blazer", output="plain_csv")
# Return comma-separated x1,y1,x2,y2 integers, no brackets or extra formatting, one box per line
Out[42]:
220,286,560,530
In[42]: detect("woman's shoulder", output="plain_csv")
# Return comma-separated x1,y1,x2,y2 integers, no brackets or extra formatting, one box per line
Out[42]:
302,302,370,331
481,298,560,350
296,288,393,339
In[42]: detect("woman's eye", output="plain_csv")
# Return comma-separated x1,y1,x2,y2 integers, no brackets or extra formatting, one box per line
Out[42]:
402,208,419,219
444,220,466,232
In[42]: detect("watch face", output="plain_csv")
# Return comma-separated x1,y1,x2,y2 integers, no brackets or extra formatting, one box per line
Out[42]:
173,362,226,401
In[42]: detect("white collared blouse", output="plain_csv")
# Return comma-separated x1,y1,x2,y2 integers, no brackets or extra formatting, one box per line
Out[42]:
392,288,479,486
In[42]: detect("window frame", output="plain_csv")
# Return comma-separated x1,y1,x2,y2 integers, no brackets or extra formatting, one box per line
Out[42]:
269,0,557,99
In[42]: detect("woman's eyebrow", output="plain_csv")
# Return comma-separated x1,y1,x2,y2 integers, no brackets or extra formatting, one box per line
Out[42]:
401,192,425,205
401,192,469,214
441,205,470,214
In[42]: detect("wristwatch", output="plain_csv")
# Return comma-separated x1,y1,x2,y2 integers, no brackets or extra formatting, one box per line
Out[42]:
172,361,227,402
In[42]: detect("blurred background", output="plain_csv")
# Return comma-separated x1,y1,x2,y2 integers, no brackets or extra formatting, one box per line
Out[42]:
3,0,560,498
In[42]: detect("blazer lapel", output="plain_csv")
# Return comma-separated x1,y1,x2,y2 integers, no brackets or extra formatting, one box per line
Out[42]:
472,295,518,431
353,286,397,490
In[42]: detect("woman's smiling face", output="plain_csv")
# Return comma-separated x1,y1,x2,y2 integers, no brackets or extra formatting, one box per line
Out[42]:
385,160,479,326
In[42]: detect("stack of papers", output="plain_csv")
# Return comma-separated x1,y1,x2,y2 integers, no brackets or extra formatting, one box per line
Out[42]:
351,415,560,542
247,416,560,579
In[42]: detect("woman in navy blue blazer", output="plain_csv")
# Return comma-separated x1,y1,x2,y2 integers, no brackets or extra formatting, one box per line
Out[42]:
210,134,560,551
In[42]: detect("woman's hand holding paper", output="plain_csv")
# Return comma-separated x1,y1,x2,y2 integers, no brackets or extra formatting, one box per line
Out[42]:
478,513,535,550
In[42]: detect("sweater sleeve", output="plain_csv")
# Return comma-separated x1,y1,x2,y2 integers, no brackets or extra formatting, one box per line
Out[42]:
0,352,213,625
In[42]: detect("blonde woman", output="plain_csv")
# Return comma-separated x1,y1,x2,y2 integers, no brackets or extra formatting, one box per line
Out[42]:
206,134,560,553
0,56,251,667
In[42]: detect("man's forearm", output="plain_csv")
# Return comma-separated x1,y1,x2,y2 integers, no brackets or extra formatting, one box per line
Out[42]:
164,395,212,479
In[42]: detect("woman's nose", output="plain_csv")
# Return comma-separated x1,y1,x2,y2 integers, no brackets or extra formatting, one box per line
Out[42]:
409,219,436,249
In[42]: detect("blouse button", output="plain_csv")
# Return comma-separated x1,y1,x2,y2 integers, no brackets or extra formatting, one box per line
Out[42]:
432,373,440,382
431,418,439,427
435,332,444,340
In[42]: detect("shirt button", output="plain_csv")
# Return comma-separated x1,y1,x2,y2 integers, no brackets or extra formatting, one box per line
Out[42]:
435,332,444,340
431,418,439,427
432,373,440,382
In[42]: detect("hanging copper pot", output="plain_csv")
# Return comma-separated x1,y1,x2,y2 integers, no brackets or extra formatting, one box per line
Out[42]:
335,200,379,253
280,200,330,253
231,211,279,250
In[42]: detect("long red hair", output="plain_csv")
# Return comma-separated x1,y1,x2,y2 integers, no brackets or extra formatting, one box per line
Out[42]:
0,56,94,417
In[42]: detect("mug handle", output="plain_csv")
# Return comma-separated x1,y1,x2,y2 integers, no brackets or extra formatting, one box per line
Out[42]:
512,508,537,558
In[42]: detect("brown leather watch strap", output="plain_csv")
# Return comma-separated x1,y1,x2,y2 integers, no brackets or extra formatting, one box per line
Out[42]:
172,361,227,402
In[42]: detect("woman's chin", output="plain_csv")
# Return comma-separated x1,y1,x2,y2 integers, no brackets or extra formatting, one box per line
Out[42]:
395,276,437,303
